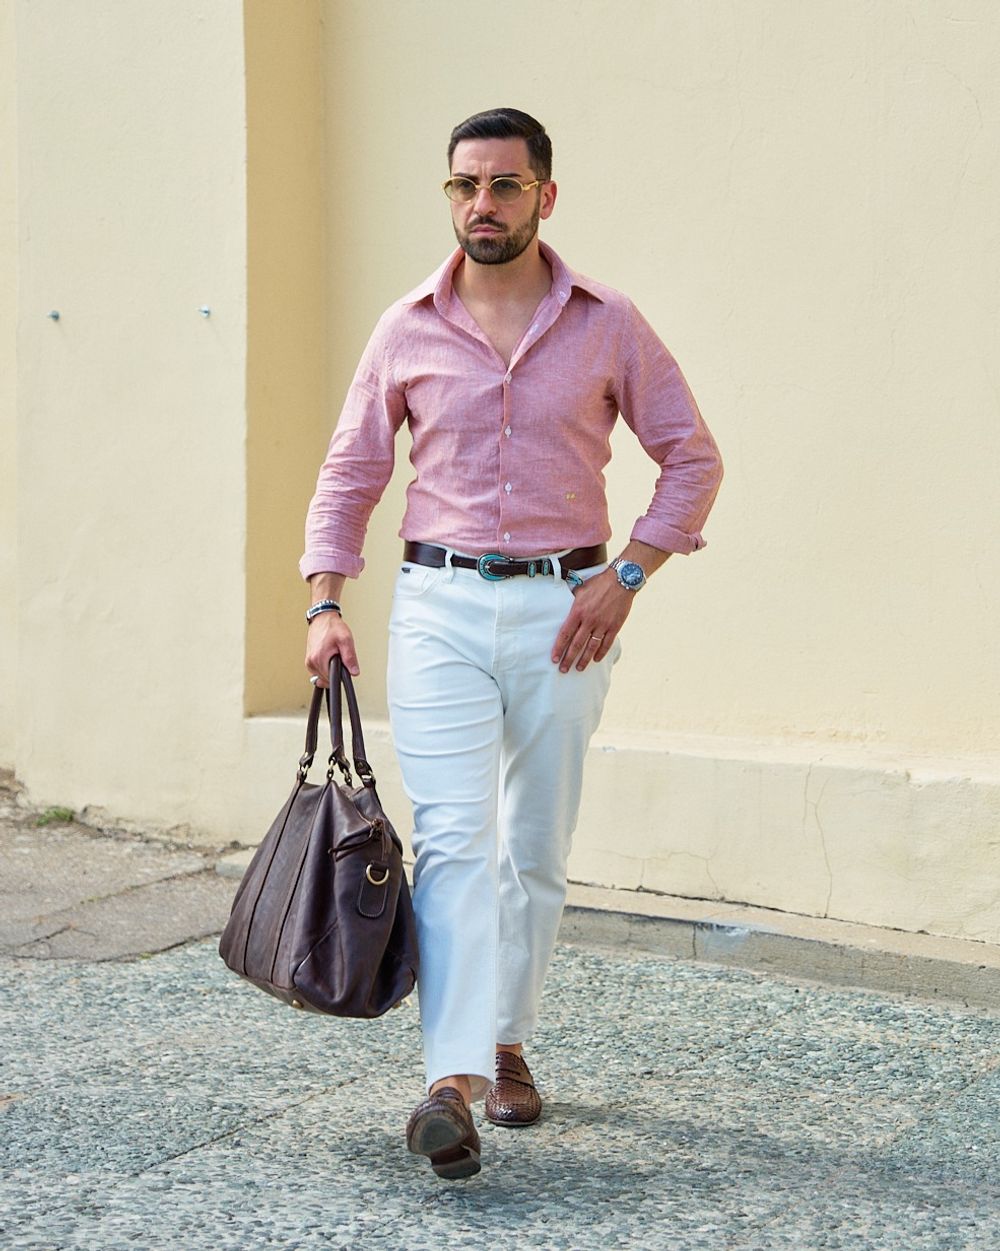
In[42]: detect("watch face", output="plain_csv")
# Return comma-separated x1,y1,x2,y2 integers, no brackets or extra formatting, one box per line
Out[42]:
616,561,645,589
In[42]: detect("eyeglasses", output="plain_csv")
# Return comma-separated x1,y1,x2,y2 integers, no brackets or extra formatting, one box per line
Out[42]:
442,176,544,204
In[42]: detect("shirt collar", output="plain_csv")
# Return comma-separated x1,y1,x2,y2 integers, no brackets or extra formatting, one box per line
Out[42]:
399,240,606,309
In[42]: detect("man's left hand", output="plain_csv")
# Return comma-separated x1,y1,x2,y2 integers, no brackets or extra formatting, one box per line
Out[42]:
551,570,634,673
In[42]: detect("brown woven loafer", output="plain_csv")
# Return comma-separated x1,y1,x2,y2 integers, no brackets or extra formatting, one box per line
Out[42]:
405,1086,481,1179
484,1051,542,1127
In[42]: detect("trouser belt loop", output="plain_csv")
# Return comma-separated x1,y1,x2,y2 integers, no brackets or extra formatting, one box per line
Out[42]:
442,545,458,582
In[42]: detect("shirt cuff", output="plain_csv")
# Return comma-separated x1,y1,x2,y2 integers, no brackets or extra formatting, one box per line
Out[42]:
630,517,707,556
299,550,365,581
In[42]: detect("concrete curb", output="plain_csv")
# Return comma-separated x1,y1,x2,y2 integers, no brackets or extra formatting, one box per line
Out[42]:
562,881,1000,1012
216,847,255,878
215,847,1000,1013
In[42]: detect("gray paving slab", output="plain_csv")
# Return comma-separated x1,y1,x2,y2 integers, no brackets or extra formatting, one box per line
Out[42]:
0,798,235,960
3,940,1000,1250
0,822,205,930
6,870,237,960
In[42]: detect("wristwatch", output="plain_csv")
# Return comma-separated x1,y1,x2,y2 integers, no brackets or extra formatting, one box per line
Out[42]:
610,557,647,592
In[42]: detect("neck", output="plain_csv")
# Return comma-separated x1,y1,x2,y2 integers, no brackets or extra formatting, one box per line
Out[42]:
454,238,550,304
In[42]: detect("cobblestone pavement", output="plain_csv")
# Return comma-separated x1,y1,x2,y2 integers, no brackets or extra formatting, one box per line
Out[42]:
3,934,1000,1250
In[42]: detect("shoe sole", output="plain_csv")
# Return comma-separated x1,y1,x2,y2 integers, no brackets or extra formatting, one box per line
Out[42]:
429,1142,482,1180
407,1107,481,1179
485,1113,540,1127
407,1108,466,1156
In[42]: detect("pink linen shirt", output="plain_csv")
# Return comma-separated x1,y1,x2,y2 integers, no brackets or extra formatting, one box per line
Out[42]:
301,242,722,580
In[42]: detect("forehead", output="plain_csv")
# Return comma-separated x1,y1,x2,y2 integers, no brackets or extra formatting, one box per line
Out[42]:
450,137,533,176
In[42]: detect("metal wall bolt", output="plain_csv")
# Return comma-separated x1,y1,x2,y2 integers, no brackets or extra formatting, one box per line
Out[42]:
198,306,211,318
47,310,60,320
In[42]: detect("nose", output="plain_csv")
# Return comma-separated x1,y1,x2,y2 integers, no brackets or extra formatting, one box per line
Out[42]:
471,183,498,213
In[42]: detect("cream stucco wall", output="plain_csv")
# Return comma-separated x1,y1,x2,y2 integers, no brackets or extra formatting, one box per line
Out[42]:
314,0,1000,755
4,1,999,944
292,0,1000,940
11,0,250,832
244,0,327,716
0,0,18,764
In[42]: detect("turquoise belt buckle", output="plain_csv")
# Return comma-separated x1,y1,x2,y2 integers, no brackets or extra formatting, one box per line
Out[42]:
477,553,512,581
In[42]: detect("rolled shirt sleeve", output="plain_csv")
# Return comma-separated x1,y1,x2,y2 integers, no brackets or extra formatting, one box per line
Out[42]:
299,315,406,580
616,300,723,555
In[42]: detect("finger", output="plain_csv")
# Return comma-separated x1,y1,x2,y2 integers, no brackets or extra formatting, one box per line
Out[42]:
306,646,340,686
559,625,594,673
591,630,615,664
338,640,361,676
324,655,361,682
555,628,580,672
551,618,579,666
305,622,361,681
327,626,361,677
575,631,606,672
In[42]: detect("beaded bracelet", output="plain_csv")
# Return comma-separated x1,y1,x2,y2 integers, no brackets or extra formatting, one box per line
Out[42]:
305,599,342,623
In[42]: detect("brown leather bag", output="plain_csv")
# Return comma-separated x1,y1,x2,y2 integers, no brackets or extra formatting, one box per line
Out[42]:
219,658,418,1017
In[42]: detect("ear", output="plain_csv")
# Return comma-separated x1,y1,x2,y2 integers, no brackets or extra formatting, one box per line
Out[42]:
539,180,557,221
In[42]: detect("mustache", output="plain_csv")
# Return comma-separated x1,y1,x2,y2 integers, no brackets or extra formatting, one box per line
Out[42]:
468,217,506,231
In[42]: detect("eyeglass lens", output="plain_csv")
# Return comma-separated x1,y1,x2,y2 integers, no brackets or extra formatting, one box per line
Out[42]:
445,178,530,203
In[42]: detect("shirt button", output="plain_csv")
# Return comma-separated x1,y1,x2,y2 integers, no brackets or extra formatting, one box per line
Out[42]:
504,482,512,493
504,372,512,384
503,532,511,542
504,426,512,437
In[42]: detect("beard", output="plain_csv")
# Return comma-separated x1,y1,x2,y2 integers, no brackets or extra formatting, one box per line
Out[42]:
454,201,541,265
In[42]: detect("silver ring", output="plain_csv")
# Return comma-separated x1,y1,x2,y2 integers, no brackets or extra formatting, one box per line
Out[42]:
310,675,320,686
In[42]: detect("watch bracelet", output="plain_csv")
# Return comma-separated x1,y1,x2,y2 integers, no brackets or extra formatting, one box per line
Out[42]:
305,599,342,623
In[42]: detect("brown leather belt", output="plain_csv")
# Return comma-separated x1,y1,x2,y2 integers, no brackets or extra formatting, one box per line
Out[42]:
402,541,607,583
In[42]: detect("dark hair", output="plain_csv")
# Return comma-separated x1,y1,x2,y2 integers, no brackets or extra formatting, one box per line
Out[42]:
447,108,552,181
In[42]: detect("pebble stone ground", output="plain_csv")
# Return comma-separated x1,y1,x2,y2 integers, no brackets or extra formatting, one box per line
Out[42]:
4,934,1000,1250
2,775,1000,1251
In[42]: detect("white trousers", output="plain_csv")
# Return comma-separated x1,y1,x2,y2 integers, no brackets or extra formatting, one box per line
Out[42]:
387,558,619,1101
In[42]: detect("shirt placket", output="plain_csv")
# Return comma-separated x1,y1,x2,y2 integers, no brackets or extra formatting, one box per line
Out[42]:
434,295,514,547
498,363,515,545
495,290,570,550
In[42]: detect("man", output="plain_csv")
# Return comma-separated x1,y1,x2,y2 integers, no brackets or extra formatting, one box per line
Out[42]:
301,107,722,1180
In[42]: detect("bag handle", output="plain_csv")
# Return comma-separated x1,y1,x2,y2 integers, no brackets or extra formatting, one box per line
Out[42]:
297,659,374,786
298,683,324,780
326,656,375,785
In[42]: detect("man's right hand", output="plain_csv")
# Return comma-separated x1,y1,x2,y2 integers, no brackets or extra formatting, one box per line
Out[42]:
305,611,361,683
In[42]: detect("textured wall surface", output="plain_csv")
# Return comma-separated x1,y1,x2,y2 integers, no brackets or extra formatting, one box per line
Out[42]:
312,0,1000,755
244,0,327,715
10,0,249,831
0,1,17,763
